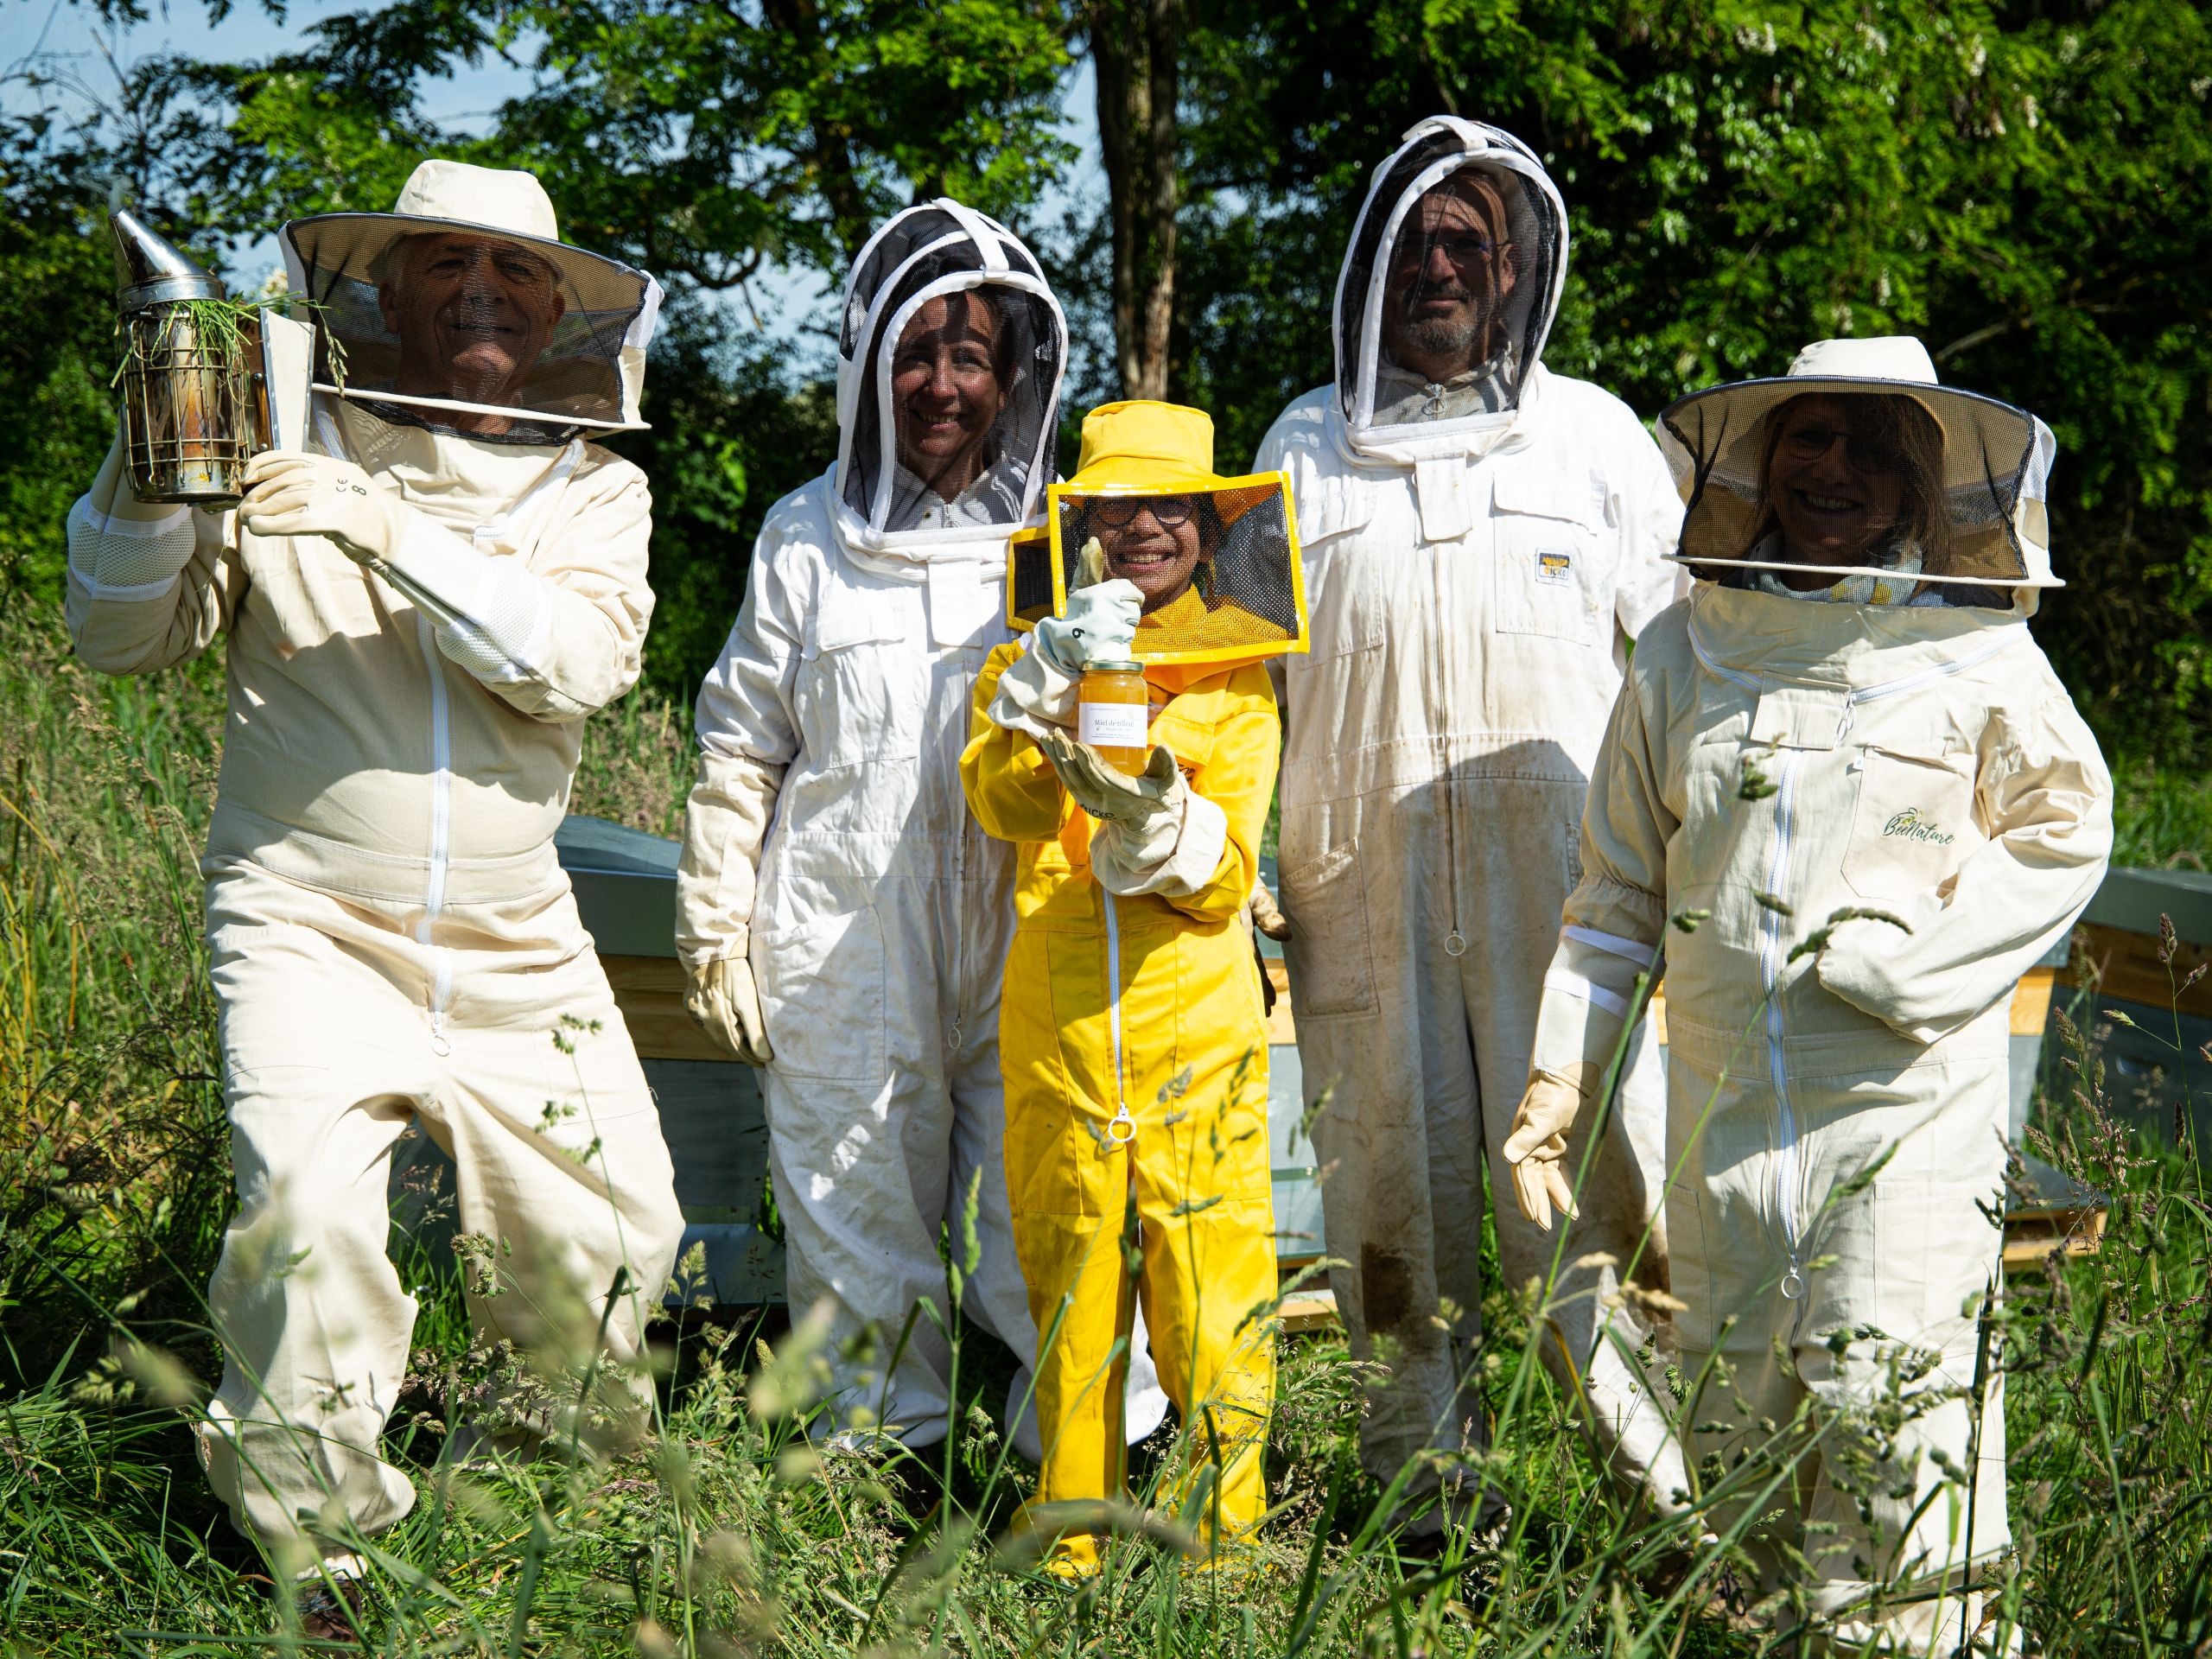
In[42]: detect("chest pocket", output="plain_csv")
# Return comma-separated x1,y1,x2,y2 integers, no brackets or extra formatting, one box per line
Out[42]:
1296,471,1386,662
1840,744,1980,903
1149,699,1217,776
796,585,924,768
1491,467,1605,646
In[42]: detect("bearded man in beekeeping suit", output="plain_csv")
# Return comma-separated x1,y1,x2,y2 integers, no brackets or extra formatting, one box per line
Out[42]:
66,160,683,1637
1252,118,1691,1541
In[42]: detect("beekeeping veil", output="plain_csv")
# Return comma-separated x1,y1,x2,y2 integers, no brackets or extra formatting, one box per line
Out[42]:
1334,117,1567,456
834,200,1066,550
282,160,663,445
1656,336,2060,602
1009,400,1307,671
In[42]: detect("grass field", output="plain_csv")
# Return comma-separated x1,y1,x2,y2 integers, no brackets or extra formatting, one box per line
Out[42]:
2,596,2208,1656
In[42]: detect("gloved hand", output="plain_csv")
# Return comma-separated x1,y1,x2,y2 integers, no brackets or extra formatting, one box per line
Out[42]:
988,580,1143,734
1035,577,1142,675
1502,1064,1599,1232
1038,730,1184,835
239,451,407,564
684,956,773,1065
1248,880,1293,942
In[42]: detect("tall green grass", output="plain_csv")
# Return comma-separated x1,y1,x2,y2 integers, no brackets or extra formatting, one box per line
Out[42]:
2,595,2208,1656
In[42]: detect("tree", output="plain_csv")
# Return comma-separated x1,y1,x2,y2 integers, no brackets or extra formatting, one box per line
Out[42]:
1087,0,1183,398
7,0,2209,762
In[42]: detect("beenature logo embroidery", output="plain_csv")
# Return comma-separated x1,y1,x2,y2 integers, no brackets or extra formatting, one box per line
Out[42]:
1883,807,1955,844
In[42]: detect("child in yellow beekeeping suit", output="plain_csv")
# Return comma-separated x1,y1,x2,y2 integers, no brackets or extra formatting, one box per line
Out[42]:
962,399,1292,1578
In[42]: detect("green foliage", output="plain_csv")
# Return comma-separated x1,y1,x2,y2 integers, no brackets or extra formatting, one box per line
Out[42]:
1166,0,2212,772
0,122,125,605
6,0,2208,776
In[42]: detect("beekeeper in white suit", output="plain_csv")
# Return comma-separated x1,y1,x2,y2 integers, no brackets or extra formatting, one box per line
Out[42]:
67,161,684,1637
1508,336,2109,1651
677,200,1166,1456
1252,117,1689,1533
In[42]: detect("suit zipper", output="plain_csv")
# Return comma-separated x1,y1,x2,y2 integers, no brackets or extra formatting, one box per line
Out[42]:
415,612,454,1054
1689,617,2028,1311
1103,887,1135,1146
1760,747,1804,1299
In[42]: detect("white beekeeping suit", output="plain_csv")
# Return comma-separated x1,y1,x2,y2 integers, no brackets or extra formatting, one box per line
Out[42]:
1251,117,1690,1525
66,162,685,1601
1512,336,2108,1652
677,200,1166,1452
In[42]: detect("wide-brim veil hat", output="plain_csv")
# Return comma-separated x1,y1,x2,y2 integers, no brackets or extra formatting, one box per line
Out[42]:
1656,335,2061,588
282,159,664,435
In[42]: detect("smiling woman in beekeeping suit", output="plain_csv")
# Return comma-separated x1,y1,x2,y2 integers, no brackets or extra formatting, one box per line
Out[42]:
1506,336,2113,1653
675,200,1168,1465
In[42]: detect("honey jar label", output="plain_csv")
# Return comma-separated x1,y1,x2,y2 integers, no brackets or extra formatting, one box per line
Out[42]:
1078,702,1149,749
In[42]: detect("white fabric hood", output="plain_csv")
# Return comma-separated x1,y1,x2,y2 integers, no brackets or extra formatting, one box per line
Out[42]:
832,199,1068,559
1332,117,1568,461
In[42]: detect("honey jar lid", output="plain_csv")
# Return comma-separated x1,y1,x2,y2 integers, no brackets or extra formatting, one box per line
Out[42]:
1081,658,1143,675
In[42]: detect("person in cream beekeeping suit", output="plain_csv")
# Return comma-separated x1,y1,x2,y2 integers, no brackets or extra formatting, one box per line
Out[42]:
1506,337,2109,1653
1250,116,1691,1535
67,161,683,1637
677,200,1166,1458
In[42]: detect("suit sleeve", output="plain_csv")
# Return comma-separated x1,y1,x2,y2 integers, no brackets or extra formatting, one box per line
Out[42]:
1817,683,2113,1042
674,526,806,971
1613,418,1689,644
374,460,654,723
1528,670,1677,1082
65,438,244,677
961,640,1072,846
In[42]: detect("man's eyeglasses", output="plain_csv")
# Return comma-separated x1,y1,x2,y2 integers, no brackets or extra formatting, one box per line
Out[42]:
1390,232,1506,270
1092,494,1196,528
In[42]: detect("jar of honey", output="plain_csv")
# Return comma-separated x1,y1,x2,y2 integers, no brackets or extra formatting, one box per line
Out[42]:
1077,658,1151,772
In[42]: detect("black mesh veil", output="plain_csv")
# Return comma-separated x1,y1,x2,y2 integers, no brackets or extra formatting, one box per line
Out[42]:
1333,118,1567,443
282,213,661,445
835,200,1066,545
1009,477,1309,667
1657,376,2058,590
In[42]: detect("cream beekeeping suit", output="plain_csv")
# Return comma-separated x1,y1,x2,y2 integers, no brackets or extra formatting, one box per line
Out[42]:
677,201,1166,1452
1250,116,1689,1522
1518,337,2108,1650
64,161,684,1574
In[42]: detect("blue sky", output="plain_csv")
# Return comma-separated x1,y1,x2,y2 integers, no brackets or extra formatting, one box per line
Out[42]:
4,0,1106,369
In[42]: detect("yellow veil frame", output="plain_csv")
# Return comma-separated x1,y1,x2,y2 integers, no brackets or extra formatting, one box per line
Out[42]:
1006,468,1311,670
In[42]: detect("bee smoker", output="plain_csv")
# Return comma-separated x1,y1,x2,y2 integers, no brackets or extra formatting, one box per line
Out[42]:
111,209,262,505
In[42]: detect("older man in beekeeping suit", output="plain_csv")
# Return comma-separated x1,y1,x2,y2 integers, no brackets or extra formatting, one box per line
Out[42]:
1252,118,1692,1542
65,160,683,1637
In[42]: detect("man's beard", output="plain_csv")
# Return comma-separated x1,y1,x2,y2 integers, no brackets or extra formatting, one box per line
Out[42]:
1391,291,1497,367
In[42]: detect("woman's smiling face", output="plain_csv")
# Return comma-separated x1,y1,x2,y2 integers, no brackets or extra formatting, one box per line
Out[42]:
1096,496,1205,612
1765,395,1910,569
890,292,1006,497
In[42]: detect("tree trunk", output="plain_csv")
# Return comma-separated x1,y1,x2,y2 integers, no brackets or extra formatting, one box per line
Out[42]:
1088,0,1181,399
760,0,873,263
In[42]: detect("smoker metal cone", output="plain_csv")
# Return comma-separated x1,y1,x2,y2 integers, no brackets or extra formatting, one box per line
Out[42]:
111,208,225,309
